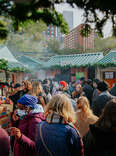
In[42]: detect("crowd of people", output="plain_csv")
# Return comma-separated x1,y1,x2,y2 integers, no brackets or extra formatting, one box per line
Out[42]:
0,77,116,156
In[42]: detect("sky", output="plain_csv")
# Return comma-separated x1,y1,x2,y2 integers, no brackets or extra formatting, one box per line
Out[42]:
55,3,112,38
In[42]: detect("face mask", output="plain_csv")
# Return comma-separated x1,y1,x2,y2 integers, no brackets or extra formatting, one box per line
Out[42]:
16,109,27,117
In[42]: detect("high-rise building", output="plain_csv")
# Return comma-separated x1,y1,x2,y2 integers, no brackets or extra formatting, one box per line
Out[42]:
63,11,74,30
43,24,64,42
64,24,95,50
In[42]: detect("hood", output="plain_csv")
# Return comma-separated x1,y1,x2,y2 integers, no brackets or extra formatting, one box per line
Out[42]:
89,124,116,147
24,112,45,121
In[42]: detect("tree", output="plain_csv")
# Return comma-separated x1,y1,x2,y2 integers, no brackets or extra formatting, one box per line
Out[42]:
0,0,69,39
47,39,61,53
1,0,116,39
6,20,47,53
94,37,116,55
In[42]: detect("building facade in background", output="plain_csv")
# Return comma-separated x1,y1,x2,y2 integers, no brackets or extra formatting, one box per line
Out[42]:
64,24,95,51
43,24,63,41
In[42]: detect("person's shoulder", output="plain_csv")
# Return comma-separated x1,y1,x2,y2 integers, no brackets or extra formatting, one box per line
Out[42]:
65,124,80,138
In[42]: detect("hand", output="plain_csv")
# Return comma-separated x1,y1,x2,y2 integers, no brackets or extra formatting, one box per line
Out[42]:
12,110,19,122
11,127,22,139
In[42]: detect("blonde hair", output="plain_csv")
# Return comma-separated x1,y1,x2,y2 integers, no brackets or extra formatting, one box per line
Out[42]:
31,81,43,96
45,94,76,123
23,80,32,90
76,96,95,120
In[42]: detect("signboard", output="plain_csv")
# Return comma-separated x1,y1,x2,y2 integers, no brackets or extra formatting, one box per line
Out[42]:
76,72,84,80
103,72,115,79
112,57,116,62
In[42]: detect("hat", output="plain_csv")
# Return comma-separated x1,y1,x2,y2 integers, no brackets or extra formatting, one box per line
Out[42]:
97,81,108,92
59,81,67,88
17,94,38,109
14,83,21,88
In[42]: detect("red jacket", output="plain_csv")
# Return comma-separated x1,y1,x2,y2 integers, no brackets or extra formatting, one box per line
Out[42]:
13,112,45,156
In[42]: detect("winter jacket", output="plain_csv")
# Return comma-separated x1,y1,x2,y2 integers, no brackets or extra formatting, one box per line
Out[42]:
83,124,116,156
110,84,116,96
92,88,99,104
83,84,93,105
92,91,114,117
13,112,45,156
0,128,10,156
36,121,83,156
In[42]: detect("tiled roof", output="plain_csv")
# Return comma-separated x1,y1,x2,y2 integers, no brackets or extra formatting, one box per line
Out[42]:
0,47,25,69
17,56,43,69
44,52,103,67
98,51,116,64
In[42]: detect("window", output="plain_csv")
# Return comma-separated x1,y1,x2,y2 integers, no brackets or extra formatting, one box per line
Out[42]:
103,72,115,79
51,31,54,35
48,30,49,35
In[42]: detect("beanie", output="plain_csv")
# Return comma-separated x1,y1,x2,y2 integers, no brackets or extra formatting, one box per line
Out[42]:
59,81,67,88
17,94,38,109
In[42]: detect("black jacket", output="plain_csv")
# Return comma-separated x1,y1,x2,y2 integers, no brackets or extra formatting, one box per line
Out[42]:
92,91,114,117
83,84,93,105
83,124,116,156
110,84,116,96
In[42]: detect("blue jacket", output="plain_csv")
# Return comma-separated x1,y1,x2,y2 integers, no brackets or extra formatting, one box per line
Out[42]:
36,121,82,156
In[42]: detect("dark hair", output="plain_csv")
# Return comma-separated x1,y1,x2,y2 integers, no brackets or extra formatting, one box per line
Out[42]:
97,81,108,92
96,99,116,131
93,78,100,85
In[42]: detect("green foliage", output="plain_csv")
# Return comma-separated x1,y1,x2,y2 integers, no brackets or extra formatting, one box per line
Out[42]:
0,0,69,39
0,59,27,72
1,0,116,38
80,24,92,37
8,67,30,72
43,62,116,70
0,20,8,39
6,20,47,52
0,59,8,70
94,37,116,54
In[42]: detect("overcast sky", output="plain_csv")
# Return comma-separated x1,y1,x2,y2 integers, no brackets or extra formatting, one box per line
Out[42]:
55,3,112,38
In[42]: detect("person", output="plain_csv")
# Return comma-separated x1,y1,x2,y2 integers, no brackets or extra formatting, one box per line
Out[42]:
9,80,32,110
58,81,71,96
82,80,94,105
0,128,10,156
11,94,45,156
92,79,100,103
69,81,76,95
43,85,52,103
83,99,116,156
92,81,114,117
72,84,85,101
52,81,59,95
31,81,47,109
110,83,116,96
79,77,85,87
75,96,98,138
36,94,84,156
43,79,52,90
